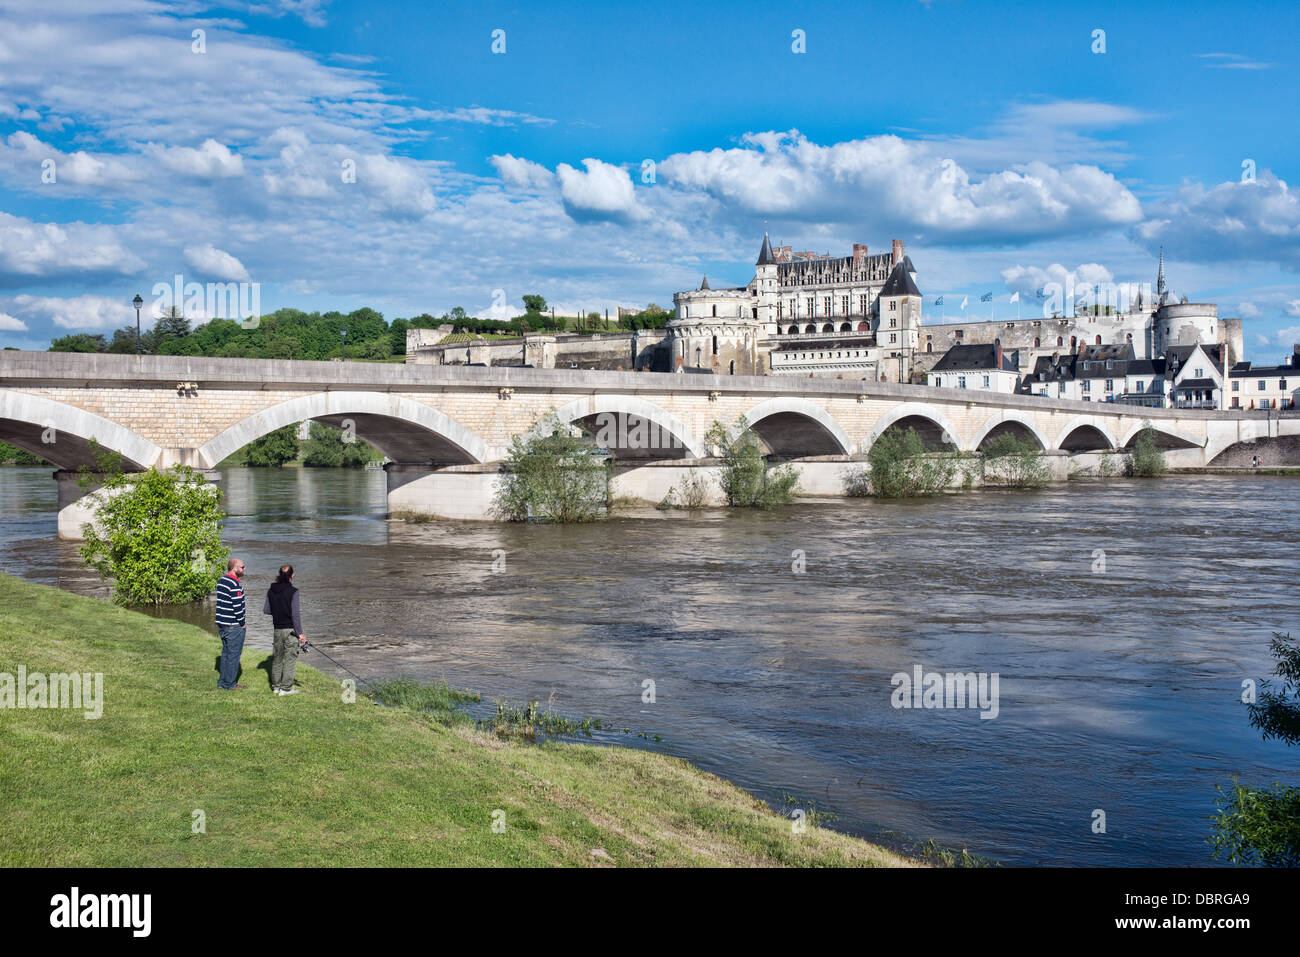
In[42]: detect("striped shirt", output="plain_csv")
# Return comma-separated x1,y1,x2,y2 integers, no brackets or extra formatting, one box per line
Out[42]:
215,574,246,628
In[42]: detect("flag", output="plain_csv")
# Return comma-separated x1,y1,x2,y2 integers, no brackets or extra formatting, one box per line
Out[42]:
1009,291,1020,303
934,296,943,306
980,292,993,302
960,296,968,310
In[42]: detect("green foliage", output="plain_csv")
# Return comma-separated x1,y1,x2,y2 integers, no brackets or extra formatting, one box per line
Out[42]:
705,417,799,509
0,440,46,465
849,427,960,498
301,422,382,468
981,433,1051,488
657,472,711,510
367,678,480,727
244,424,300,467
1210,631,1300,866
618,304,674,330
79,458,228,606
481,698,604,740
49,333,107,353
1126,424,1167,477
522,294,547,315
493,415,610,523
1246,631,1300,746
1211,779,1300,867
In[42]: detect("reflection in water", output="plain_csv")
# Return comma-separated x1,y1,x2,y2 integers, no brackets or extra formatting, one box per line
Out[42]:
1,464,1297,865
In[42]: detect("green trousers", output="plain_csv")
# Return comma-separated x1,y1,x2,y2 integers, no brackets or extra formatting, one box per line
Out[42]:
272,628,300,691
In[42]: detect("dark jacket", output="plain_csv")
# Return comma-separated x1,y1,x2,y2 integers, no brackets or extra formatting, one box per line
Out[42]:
263,582,303,636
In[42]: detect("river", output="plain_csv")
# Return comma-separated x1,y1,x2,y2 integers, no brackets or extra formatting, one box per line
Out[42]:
1,464,1296,865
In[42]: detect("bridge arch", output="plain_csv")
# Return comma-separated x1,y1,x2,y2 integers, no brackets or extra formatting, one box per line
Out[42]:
0,390,161,470
1117,420,1202,450
971,412,1050,451
196,392,491,469
541,394,706,460
741,397,852,457
867,402,963,452
1055,415,1117,452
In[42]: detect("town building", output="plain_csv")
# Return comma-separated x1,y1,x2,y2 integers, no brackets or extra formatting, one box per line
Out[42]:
928,343,1020,394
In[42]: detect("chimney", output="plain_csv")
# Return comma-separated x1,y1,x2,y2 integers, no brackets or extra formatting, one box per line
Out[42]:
853,243,869,265
995,341,1003,371
891,239,903,265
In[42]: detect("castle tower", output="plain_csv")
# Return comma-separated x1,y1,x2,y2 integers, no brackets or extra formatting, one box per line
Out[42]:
754,231,779,338
876,259,923,381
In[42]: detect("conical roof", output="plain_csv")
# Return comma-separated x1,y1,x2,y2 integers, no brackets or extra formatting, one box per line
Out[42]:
880,259,921,298
757,232,776,265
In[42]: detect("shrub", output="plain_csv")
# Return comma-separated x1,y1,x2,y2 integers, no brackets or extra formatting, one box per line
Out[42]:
849,427,960,498
981,433,1051,488
1210,631,1300,866
79,450,228,606
244,424,300,467
1126,424,1167,477
301,422,382,467
494,415,610,522
657,471,711,510
705,417,798,509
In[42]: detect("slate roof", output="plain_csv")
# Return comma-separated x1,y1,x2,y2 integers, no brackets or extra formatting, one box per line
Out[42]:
757,232,776,265
931,343,1018,373
879,259,922,298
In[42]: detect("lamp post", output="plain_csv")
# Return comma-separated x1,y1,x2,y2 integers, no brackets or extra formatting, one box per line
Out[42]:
340,327,347,361
132,294,143,355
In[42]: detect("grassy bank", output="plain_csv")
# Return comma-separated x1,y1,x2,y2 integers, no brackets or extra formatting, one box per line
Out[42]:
0,573,912,867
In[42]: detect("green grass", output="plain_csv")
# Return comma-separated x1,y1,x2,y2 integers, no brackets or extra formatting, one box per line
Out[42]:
0,573,915,867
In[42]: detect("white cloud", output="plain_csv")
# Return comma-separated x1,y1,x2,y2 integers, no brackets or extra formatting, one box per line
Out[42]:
1286,301,1300,318
1135,170,1300,267
1237,302,1262,318
659,130,1141,242
492,154,555,190
357,154,436,218
183,244,251,281
0,212,146,281
8,294,134,330
556,158,645,221
148,139,244,178
0,312,28,331
1277,326,1300,345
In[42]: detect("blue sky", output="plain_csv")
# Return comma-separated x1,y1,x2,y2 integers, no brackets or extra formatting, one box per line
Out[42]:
1,0,1298,358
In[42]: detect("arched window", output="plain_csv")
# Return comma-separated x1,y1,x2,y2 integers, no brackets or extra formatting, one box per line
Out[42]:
712,335,718,356
926,342,932,353
1071,336,1077,348
856,321,870,332
822,323,833,333
695,346,702,366
1056,336,1063,346
1033,337,1040,347
1126,333,1132,342
805,324,816,334
1095,335,1102,345
787,325,799,335
711,305,717,318
840,322,851,332
729,360,735,375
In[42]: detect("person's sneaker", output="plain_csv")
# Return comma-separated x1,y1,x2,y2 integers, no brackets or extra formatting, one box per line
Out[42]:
280,688,301,696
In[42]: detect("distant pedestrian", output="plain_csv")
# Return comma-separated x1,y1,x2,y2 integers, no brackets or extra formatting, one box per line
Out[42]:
215,558,247,690
263,565,307,696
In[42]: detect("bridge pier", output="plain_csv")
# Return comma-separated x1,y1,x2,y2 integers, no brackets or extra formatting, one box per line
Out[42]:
55,471,119,540
385,463,503,521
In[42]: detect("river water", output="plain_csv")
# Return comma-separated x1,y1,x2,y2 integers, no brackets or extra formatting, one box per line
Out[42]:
1,465,1296,866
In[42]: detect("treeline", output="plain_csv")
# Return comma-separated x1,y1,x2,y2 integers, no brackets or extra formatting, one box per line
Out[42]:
0,440,46,465
46,296,675,359
227,423,383,468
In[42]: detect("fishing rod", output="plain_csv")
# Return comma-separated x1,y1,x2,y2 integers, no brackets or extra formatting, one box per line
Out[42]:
300,639,373,689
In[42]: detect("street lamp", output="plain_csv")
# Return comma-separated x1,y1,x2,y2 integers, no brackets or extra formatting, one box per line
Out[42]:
340,327,347,361
132,294,144,355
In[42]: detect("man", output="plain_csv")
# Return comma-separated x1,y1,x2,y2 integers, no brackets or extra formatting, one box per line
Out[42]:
215,558,247,690
263,565,308,696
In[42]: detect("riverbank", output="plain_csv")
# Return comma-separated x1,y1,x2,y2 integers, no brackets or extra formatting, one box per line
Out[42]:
0,572,913,867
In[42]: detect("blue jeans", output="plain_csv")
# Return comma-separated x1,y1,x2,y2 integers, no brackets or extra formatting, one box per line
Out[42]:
218,624,246,688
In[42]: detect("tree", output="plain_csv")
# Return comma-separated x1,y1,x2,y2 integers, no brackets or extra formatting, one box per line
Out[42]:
244,424,299,467
1126,424,1167,477
49,333,107,353
266,336,301,360
301,422,381,467
494,416,609,522
981,433,1050,488
705,417,799,509
522,294,547,315
848,427,962,498
153,307,191,347
1211,631,1300,866
79,447,228,606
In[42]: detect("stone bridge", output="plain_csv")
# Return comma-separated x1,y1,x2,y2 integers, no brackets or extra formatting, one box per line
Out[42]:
1,352,1295,536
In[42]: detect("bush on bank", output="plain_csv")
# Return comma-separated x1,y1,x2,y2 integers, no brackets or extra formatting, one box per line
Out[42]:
1126,425,1168,477
494,415,610,522
706,416,799,509
846,427,966,498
